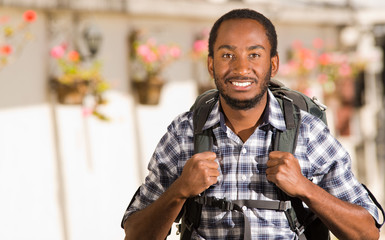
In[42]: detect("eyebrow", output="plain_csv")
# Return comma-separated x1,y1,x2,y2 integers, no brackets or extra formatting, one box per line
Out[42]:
217,44,266,51
217,44,235,51
248,45,265,51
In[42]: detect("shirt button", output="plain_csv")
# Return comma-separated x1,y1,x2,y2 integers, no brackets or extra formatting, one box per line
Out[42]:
241,148,247,154
242,175,247,181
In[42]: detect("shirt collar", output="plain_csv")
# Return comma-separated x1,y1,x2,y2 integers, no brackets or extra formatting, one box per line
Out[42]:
201,89,286,132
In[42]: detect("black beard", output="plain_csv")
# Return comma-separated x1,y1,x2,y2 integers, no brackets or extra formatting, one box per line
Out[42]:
214,67,271,110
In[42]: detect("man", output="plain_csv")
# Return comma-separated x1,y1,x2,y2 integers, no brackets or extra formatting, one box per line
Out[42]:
122,9,380,239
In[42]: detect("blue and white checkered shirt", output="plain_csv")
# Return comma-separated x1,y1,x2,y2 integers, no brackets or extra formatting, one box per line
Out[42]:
124,90,379,239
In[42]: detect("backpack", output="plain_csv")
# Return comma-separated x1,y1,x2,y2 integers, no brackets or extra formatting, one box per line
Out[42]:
175,79,384,240
121,79,384,239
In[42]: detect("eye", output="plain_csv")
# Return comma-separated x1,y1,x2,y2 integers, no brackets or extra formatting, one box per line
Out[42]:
222,53,234,59
249,53,261,59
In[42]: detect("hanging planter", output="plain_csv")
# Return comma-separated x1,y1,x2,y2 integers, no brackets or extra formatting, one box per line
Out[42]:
129,30,181,105
132,76,164,105
190,28,215,95
49,44,110,120
51,78,89,104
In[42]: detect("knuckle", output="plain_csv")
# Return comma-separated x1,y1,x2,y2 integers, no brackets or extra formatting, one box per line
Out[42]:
197,160,205,169
204,176,211,185
283,152,294,160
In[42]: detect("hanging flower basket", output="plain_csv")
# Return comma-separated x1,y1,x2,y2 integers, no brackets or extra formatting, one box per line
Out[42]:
51,78,89,104
132,76,164,105
49,44,110,120
191,28,215,95
129,30,181,105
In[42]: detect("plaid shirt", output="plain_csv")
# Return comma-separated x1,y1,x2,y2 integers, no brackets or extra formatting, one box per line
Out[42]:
124,90,379,239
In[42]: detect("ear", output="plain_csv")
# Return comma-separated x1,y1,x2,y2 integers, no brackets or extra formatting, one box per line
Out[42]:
270,54,279,78
207,56,214,78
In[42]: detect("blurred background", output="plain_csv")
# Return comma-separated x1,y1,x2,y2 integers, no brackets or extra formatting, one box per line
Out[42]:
0,0,384,239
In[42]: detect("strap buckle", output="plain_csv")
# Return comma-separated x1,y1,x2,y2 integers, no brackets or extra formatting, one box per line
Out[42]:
282,95,293,102
219,197,233,211
279,200,292,211
194,196,234,211
295,225,305,237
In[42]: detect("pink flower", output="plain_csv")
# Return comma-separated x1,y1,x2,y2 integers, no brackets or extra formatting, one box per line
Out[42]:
299,48,313,61
82,107,93,117
136,44,158,63
134,37,181,75
0,45,12,55
137,45,151,57
339,63,352,77
23,10,37,23
193,40,208,53
303,58,316,70
318,53,331,66
169,46,181,58
50,45,66,59
144,52,157,63
300,49,316,70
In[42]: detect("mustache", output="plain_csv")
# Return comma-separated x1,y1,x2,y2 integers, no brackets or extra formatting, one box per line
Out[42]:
224,75,258,83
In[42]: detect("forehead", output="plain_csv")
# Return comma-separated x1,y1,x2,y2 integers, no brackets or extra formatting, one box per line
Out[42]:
215,18,270,50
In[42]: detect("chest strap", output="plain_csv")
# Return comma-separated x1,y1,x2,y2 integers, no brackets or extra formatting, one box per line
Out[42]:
194,196,291,239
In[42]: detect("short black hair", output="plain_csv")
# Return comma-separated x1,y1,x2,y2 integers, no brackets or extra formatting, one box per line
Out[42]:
208,8,278,58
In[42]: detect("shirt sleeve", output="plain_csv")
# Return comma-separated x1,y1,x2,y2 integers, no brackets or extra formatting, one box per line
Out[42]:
121,112,192,226
302,112,380,226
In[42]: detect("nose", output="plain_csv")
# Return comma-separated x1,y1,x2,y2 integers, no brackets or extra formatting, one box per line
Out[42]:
233,57,250,76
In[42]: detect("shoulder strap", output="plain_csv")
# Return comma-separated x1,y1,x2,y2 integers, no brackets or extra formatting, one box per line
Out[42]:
178,89,219,240
191,89,219,153
270,79,328,126
273,94,330,240
273,95,301,153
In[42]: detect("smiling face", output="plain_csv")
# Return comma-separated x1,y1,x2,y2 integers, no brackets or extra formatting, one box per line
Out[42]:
208,18,279,110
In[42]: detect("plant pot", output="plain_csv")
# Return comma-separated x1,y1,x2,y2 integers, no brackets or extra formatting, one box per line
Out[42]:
132,76,165,105
51,78,90,105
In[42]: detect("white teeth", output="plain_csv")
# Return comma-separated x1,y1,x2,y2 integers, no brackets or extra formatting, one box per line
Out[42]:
232,81,251,87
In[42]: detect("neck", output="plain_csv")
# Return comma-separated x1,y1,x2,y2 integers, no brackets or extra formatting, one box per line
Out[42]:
221,94,268,142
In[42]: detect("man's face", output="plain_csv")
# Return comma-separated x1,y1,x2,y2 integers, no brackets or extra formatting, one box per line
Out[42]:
208,18,279,110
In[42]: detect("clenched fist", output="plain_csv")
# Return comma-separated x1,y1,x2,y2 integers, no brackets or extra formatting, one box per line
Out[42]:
266,151,308,198
178,151,220,198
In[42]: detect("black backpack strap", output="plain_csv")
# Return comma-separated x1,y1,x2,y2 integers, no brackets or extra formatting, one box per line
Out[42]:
194,196,291,212
177,89,219,239
192,89,219,153
270,79,328,125
178,198,203,240
273,95,330,240
273,96,301,153
193,195,292,240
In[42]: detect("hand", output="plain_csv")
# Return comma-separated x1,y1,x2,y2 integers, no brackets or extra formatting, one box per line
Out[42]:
178,151,219,198
266,151,308,197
